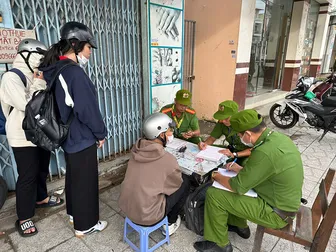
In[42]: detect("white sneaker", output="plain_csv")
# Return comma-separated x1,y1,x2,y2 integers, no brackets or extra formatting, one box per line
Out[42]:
69,215,73,224
162,215,181,236
75,220,108,238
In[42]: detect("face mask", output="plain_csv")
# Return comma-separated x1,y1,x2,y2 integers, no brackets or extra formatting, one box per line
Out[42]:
77,54,89,68
28,52,44,70
240,132,254,147
19,52,43,73
167,135,174,144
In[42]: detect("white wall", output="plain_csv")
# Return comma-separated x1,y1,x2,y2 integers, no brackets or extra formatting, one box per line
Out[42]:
237,0,256,64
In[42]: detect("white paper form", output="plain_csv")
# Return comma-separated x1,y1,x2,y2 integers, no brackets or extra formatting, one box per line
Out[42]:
212,168,258,198
166,138,186,150
196,145,225,162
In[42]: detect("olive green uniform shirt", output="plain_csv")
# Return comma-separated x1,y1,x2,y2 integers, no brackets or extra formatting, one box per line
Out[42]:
210,123,249,152
229,128,304,212
160,103,200,143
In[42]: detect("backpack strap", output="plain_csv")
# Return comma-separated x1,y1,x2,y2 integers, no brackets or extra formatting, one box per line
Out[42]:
46,60,77,125
8,68,27,87
8,68,27,115
46,60,77,91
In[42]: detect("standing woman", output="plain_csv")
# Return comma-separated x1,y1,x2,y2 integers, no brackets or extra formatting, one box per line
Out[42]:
0,39,64,237
39,21,108,237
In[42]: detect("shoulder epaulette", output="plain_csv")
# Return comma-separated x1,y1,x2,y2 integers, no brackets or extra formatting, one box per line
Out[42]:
185,108,196,115
161,108,173,114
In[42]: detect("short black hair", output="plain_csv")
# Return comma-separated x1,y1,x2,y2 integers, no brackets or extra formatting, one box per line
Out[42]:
249,119,266,133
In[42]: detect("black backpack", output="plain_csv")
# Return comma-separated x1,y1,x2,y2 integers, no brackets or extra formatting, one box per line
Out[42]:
22,60,75,151
184,181,212,235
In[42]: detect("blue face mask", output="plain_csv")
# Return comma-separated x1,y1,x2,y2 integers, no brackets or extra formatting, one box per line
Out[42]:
240,132,254,147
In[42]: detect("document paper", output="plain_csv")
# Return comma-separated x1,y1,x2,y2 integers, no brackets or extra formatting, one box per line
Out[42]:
166,138,186,150
212,168,258,198
195,145,225,162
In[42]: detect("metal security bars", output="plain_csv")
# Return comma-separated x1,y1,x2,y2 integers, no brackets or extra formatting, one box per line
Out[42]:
183,20,196,93
0,136,18,190
7,0,143,181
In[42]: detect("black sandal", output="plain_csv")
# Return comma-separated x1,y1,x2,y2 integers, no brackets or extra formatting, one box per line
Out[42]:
35,196,64,209
15,219,38,237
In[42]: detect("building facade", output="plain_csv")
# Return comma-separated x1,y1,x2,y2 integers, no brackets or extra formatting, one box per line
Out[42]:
186,0,335,119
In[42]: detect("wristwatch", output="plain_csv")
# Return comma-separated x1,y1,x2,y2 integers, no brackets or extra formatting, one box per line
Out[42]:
233,152,238,158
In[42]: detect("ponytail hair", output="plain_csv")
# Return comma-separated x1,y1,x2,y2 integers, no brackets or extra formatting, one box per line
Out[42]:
39,39,87,68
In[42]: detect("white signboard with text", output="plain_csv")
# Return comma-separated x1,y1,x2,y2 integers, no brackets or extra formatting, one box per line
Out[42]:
0,28,36,64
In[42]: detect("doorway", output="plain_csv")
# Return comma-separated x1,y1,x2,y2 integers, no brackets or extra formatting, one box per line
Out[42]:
300,0,319,76
247,0,287,97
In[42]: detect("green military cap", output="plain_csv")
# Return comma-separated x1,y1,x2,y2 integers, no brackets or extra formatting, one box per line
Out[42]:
213,100,239,120
175,89,192,106
230,109,263,133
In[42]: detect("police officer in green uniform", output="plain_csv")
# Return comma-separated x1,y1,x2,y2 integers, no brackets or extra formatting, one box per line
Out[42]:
194,109,304,252
160,89,200,144
198,100,251,164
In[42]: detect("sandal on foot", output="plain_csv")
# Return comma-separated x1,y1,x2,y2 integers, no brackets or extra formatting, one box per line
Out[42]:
36,196,64,208
75,220,107,238
15,219,38,237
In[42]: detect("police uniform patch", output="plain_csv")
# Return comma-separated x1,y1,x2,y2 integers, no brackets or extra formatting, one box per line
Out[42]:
185,108,195,114
183,93,189,98
161,108,172,114
219,105,225,111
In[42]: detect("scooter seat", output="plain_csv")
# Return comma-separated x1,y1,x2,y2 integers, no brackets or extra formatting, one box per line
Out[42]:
321,96,336,107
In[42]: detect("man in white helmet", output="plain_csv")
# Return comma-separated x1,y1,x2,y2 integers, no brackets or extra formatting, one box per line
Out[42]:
0,39,64,237
119,112,191,235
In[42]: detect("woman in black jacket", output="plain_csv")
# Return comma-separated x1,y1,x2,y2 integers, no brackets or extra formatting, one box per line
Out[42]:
39,21,108,237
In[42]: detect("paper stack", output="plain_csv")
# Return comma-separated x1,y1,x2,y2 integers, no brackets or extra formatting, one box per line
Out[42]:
166,138,186,150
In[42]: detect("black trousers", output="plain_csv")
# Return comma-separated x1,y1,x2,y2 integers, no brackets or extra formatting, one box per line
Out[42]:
65,144,99,231
165,173,191,223
12,147,50,221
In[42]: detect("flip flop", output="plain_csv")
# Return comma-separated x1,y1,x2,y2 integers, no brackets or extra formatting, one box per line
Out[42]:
35,196,64,209
15,219,38,237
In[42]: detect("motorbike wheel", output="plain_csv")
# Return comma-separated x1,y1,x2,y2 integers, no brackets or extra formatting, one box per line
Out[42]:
269,104,299,129
0,175,8,210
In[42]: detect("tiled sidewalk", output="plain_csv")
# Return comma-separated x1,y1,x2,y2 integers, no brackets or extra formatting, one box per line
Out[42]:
0,124,335,251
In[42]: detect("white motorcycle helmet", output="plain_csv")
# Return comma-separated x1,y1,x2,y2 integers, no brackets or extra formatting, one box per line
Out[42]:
17,38,47,73
143,113,176,140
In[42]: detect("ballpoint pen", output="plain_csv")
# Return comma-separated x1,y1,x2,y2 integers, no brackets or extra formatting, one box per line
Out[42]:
229,158,238,168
